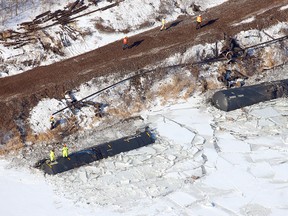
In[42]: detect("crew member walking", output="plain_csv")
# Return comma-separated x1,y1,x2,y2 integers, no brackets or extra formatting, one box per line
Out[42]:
196,14,202,30
122,36,129,50
160,17,167,31
50,149,55,162
62,144,69,158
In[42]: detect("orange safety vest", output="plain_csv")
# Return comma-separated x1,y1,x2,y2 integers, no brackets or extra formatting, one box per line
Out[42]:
123,37,128,45
197,15,202,23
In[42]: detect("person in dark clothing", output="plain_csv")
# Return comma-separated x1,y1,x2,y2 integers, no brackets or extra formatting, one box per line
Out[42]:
50,116,56,130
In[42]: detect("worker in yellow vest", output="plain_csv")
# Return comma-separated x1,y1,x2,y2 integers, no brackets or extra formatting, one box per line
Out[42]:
62,144,69,158
196,14,202,30
160,17,167,31
50,149,55,162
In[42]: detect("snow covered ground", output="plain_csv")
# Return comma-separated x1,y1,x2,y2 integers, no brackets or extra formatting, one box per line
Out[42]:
1,0,288,215
2,92,288,215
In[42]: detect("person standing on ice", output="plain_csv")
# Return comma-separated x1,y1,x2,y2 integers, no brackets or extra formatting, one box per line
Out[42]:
122,36,129,50
62,144,69,158
196,14,202,30
50,149,55,162
160,17,167,31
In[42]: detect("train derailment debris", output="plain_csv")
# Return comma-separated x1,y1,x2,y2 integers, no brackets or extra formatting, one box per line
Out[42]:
220,34,245,61
217,69,248,89
64,90,106,116
212,78,288,111
34,127,156,175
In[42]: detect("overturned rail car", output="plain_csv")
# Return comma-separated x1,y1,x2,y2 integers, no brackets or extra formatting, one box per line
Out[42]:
35,129,156,175
212,79,288,111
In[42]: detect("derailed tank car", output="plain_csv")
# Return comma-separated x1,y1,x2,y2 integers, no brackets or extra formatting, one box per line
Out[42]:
35,128,156,175
212,79,288,111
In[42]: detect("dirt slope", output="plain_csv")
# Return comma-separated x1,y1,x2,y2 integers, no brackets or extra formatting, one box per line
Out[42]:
0,0,287,145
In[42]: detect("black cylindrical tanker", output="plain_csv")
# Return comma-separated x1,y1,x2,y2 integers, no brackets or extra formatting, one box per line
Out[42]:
212,79,288,111
35,128,156,175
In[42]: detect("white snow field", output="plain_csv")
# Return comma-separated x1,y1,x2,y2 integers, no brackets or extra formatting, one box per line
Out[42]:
1,93,288,215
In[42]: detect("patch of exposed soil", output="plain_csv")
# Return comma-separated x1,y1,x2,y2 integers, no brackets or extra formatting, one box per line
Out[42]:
0,0,287,148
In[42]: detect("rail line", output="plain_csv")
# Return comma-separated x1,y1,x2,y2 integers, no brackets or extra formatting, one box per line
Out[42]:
52,34,288,115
